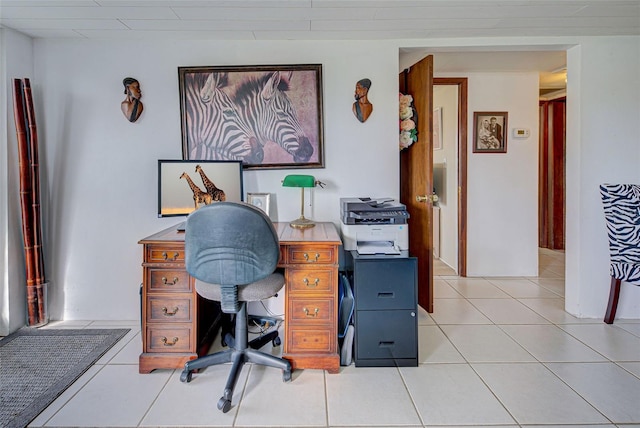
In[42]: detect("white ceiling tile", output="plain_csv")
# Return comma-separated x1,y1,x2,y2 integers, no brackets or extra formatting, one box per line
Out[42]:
0,18,129,30
0,1,97,5
499,16,640,28
122,18,310,31
0,6,179,19
574,4,640,17
74,29,257,39
95,0,311,6
312,18,502,31
370,5,586,20
171,7,312,20
2,28,89,38
254,29,438,40
172,6,375,20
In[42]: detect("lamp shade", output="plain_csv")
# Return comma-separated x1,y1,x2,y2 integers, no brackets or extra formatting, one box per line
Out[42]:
282,175,316,188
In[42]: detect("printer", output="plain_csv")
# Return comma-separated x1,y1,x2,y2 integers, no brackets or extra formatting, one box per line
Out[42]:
340,197,409,255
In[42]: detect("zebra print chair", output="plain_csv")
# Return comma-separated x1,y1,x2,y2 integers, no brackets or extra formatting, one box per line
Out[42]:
599,184,640,324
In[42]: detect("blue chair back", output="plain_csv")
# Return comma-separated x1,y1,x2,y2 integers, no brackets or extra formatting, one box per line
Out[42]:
185,202,280,287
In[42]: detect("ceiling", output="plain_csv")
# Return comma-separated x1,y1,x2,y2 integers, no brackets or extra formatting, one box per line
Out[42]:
1,0,638,40
1,0,637,90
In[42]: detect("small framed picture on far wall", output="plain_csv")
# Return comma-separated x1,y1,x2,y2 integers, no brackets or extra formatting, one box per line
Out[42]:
247,192,271,215
473,111,508,153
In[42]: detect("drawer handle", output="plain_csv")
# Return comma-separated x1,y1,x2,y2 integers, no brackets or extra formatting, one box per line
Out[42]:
161,336,179,346
303,277,319,288
162,306,179,316
162,276,179,286
303,307,319,317
303,252,320,262
379,341,395,348
378,292,394,298
162,251,179,261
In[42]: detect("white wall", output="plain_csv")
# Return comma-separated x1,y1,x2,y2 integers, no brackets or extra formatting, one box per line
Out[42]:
433,84,459,271
465,72,540,276
2,34,639,326
565,37,640,318
31,39,399,321
1,28,33,335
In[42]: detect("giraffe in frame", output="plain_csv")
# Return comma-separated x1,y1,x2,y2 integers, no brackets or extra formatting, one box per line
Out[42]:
195,165,226,202
180,172,213,208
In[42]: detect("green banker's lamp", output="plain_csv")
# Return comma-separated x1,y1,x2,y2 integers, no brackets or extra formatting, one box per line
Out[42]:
282,174,324,229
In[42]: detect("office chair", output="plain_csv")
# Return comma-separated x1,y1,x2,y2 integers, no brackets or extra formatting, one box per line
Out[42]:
180,202,292,413
599,184,640,324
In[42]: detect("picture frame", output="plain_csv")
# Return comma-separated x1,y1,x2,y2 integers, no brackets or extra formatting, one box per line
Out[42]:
247,192,271,215
157,159,243,217
433,107,443,150
178,64,324,170
473,112,508,153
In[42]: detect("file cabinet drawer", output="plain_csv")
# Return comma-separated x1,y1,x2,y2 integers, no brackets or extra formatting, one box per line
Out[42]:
355,310,417,360
353,258,416,310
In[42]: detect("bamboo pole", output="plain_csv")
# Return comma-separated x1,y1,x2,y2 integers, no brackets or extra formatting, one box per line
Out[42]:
22,78,47,324
12,78,39,326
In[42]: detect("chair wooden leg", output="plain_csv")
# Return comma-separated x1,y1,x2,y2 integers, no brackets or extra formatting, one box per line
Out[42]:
604,277,622,324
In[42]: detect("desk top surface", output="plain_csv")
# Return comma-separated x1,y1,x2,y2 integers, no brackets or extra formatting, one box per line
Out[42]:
139,221,341,245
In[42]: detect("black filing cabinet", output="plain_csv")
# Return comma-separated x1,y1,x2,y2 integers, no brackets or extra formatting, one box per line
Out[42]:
350,251,418,367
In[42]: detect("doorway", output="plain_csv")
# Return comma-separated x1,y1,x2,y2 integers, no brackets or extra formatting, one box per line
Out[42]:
433,78,468,277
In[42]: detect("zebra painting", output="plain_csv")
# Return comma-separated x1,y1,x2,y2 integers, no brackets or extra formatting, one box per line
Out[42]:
183,72,262,164
231,71,315,163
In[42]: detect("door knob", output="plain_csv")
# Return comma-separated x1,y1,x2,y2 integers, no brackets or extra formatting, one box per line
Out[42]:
416,194,438,203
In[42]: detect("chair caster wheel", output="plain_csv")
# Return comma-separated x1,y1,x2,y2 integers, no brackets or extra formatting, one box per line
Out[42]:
180,370,192,383
283,369,292,382
217,397,232,413
272,336,281,347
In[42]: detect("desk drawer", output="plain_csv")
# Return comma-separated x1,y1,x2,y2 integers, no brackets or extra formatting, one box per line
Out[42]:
288,298,333,323
286,327,334,353
147,247,185,263
287,269,334,293
145,325,193,352
148,269,191,292
147,296,192,322
288,247,335,264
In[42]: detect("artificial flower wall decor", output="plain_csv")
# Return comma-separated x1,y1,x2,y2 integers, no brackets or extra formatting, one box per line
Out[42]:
399,93,417,150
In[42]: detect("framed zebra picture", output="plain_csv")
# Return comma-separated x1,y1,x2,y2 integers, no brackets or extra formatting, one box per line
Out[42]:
178,64,324,170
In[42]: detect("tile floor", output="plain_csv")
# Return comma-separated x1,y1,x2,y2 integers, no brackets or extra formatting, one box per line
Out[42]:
29,249,640,428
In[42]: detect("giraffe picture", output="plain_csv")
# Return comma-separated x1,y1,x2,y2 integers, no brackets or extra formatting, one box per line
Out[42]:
158,160,243,217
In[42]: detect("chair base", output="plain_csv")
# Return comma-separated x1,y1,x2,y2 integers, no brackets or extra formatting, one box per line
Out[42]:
604,276,622,324
180,302,292,413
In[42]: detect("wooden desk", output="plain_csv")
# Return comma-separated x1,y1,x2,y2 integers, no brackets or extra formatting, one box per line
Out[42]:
138,222,342,374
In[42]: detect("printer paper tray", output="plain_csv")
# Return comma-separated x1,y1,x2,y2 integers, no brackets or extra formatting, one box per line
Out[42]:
357,242,401,255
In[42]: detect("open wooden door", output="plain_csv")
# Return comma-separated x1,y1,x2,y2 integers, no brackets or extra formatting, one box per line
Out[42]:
399,55,434,312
